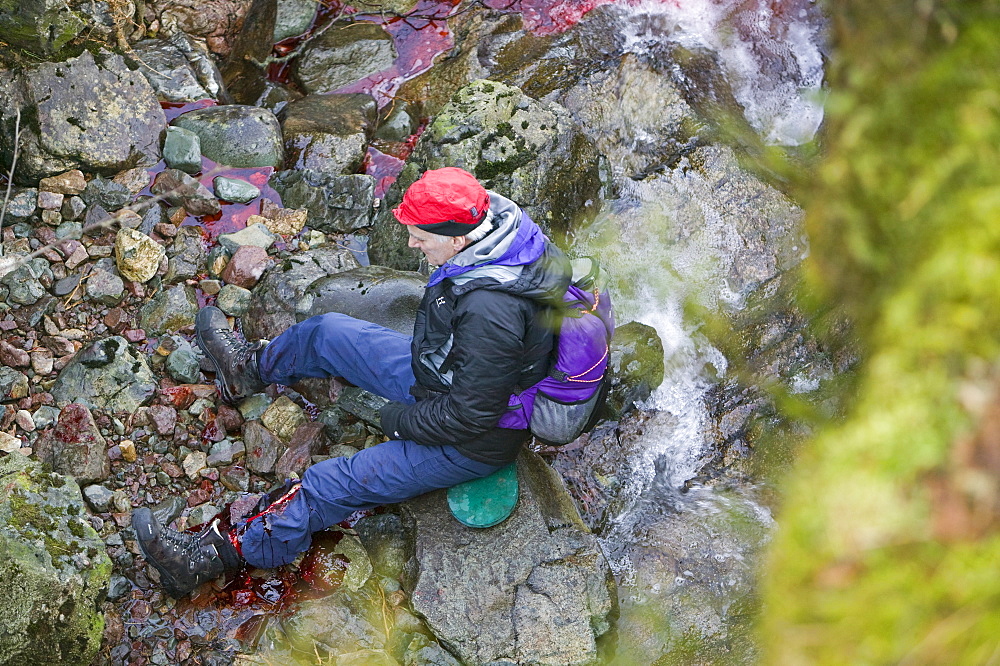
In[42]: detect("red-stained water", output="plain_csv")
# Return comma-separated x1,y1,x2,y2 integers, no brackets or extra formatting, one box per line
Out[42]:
145,113,287,241
484,0,621,35
161,99,218,122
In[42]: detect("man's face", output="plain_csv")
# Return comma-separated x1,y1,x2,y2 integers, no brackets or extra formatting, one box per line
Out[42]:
407,227,467,266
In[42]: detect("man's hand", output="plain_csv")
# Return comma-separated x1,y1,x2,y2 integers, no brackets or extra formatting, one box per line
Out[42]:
379,401,407,440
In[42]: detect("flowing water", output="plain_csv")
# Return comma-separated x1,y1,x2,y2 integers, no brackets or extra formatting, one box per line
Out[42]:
564,0,826,655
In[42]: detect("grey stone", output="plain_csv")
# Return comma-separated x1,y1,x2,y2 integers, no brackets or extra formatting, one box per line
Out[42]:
152,495,186,528
31,405,59,429
238,394,272,421
281,94,377,174
0,50,165,184
61,195,87,221
242,420,285,474
217,222,277,253
1,257,51,305
172,105,284,168
138,284,199,335
151,168,221,217
82,177,131,212
107,575,131,601
256,81,304,116
53,274,81,297
274,0,317,42
404,450,615,665
375,102,418,142
54,221,83,240
163,126,203,174
294,22,397,94
166,347,202,384
207,439,245,467
187,503,220,528
214,176,261,204
165,226,207,283
85,269,125,306
82,484,115,513
131,33,229,103
216,283,253,316
51,336,157,413
0,454,111,666
336,387,389,429
0,367,30,402
2,189,38,219
271,170,376,233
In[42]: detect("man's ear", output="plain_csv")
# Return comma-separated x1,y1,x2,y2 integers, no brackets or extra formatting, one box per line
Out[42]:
452,235,469,251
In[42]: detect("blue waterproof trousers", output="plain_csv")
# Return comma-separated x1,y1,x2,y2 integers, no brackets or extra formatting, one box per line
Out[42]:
237,313,498,569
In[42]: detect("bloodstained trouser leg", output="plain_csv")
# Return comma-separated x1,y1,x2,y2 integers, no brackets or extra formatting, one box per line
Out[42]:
239,312,499,569
239,439,497,568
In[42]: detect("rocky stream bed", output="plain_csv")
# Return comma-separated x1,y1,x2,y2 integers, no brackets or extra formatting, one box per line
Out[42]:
0,1,835,664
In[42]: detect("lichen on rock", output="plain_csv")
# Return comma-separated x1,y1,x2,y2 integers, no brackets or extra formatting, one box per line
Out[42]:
0,452,111,665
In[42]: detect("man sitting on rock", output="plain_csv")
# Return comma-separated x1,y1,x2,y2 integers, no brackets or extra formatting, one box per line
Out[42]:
131,167,572,597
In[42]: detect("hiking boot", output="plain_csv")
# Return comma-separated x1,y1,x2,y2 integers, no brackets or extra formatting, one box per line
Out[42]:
195,306,267,404
131,507,243,598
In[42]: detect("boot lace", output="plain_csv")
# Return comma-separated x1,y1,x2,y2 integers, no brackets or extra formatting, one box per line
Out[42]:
160,526,209,567
212,327,261,368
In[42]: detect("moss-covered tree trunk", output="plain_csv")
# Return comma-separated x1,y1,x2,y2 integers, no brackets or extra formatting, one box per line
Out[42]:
760,1,1000,662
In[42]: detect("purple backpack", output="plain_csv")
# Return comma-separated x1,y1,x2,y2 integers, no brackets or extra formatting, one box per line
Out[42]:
498,258,615,445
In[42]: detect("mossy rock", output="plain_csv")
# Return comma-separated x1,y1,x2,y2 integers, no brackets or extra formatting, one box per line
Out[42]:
0,453,111,665
369,79,607,269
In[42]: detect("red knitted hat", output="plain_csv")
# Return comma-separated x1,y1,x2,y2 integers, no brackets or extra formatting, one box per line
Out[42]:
392,167,490,236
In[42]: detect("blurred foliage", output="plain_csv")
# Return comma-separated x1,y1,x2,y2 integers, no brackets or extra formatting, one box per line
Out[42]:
760,0,1000,663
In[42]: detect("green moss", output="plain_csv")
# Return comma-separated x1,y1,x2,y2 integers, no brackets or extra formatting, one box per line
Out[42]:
8,492,56,533
760,3,1000,663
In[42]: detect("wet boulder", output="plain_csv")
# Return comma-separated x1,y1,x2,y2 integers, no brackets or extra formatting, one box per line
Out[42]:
605,321,665,418
281,93,378,175
608,485,772,665
242,246,361,341
0,453,112,665
171,105,284,168
0,50,166,184
298,265,425,336
404,450,616,665
293,21,397,94
131,33,229,102
553,53,702,179
369,79,605,269
219,0,278,104
271,170,376,233
51,336,157,413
